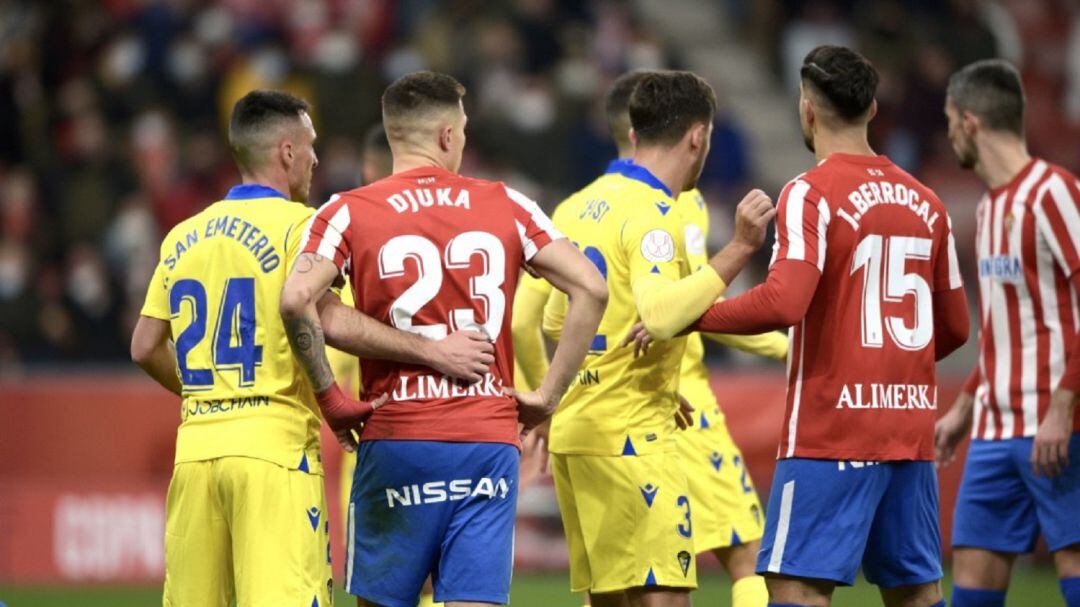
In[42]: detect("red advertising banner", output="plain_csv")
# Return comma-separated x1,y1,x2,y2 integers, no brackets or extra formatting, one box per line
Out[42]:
0,371,969,585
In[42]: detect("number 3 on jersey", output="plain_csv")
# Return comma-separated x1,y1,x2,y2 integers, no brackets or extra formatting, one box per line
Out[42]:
379,231,506,339
850,235,932,351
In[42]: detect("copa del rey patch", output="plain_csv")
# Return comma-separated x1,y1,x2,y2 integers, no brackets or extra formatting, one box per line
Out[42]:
641,229,675,263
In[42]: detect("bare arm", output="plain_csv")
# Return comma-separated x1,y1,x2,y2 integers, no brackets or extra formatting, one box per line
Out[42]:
289,254,492,382
130,316,181,395
514,239,607,429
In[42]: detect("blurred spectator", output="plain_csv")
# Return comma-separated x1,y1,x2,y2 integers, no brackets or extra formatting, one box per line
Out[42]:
0,0,681,364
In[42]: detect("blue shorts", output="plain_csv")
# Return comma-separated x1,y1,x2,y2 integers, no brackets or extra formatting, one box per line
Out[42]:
953,434,1080,553
757,458,942,588
345,440,519,607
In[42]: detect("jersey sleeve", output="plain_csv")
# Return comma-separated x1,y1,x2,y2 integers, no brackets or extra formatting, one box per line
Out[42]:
620,211,685,284
285,207,317,271
1033,172,1080,278
933,212,964,292
301,194,353,275
140,258,170,320
704,327,789,361
772,178,829,271
504,186,563,262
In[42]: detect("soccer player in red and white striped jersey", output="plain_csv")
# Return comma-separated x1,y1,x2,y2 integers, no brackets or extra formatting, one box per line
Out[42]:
280,71,606,607
936,60,1080,607
676,45,970,607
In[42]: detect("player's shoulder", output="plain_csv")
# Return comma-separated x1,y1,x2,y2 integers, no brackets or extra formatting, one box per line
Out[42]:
675,188,707,219
274,199,316,222
1038,158,1080,190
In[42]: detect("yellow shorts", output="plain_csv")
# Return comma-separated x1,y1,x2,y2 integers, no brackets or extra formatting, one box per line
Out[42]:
675,401,765,554
551,451,697,594
163,457,332,607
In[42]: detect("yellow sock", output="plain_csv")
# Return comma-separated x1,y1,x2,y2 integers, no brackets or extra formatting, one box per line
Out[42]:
732,575,769,607
417,592,442,607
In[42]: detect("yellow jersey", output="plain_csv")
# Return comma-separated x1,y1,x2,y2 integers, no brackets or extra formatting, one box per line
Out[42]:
546,162,693,456
140,184,325,474
674,190,788,427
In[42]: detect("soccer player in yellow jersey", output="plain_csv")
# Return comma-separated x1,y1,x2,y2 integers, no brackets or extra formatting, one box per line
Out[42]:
530,71,774,607
516,72,785,607
130,91,492,606
516,71,786,607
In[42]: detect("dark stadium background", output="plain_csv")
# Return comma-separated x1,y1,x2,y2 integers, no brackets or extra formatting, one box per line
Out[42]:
0,0,1076,605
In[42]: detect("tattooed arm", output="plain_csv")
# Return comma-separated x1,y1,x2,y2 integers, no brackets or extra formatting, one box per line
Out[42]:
281,252,387,451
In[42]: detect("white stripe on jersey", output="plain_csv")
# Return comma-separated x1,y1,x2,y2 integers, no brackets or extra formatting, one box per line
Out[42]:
1011,161,1048,434
301,194,340,253
989,190,1014,437
505,185,563,260
1036,174,1079,270
767,480,796,573
815,198,830,271
317,204,352,264
946,215,963,290
975,194,993,439
785,181,811,261
785,319,807,458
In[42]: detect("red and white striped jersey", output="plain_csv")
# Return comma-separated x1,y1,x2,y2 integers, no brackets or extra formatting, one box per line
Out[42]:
772,153,963,461
301,166,562,447
970,158,1080,440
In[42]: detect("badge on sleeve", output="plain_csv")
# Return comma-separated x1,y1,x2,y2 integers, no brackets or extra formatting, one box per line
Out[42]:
641,229,675,263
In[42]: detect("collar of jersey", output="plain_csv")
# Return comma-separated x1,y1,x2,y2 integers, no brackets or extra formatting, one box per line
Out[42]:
988,157,1038,197
224,184,289,200
605,159,672,198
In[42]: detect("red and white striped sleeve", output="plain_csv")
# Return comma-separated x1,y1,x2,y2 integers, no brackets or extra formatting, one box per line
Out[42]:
1032,170,1080,278
300,194,353,275
772,177,830,271
503,185,564,262
933,212,964,292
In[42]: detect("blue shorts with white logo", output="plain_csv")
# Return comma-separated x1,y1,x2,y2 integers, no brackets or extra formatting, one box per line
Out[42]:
345,440,519,607
756,458,942,588
953,434,1080,553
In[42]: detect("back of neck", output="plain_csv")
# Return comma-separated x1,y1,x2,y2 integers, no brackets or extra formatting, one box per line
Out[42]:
813,129,875,164
241,172,291,199
975,135,1031,191
631,147,683,196
392,151,450,175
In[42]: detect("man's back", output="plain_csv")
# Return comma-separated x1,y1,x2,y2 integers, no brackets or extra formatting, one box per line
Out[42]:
140,184,321,472
302,166,560,446
776,153,962,461
546,163,692,456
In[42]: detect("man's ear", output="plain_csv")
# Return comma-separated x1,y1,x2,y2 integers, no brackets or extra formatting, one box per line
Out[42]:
628,128,638,149
868,98,878,121
803,97,816,128
280,138,295,169
440,124,453,152
689,122,707,152
962,109,980,137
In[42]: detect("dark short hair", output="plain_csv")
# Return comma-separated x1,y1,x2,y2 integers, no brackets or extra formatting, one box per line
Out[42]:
363,123,391,156
606,71,652,149
228,90,310,171
382,71,466,126
628,71,716,147
947,59,1025,136
800,45,879,122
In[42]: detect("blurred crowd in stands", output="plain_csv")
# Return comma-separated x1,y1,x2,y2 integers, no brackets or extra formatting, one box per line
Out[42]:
0,0,1077,366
